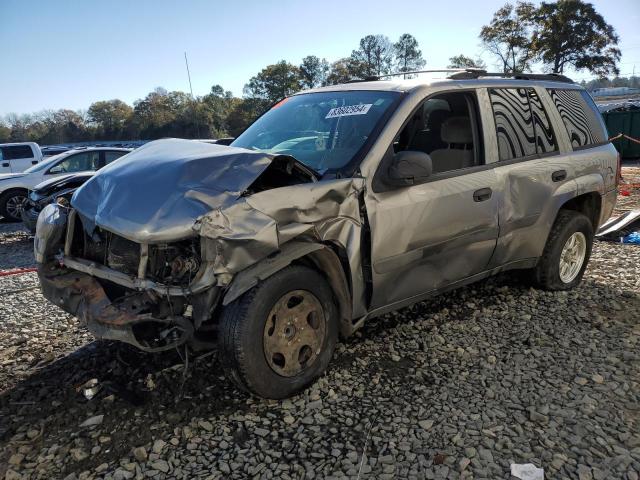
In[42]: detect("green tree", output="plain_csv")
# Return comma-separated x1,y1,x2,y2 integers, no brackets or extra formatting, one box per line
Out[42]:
480,2,536,73
394,34,426,74
350,34,394,77
531,0,620,76
244,61,302,103
448,54,487,69
87,99,133,139
299,55,330,89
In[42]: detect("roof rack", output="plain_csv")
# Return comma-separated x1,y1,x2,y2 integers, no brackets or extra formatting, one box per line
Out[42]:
367,68,574,84
448,69,575,83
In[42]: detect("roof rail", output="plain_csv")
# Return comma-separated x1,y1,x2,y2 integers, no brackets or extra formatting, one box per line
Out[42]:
350,68,575,84
448,69,575,84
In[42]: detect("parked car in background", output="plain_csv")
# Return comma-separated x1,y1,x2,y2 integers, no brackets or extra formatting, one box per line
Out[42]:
0,147,131,221
0,142,43,174
21,172,94,233
35,71,618,398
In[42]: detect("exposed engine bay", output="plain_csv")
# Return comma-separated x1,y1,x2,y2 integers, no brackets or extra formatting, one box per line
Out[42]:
35,139,361,353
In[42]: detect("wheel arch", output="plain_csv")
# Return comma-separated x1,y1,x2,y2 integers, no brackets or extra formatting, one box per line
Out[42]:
222,240,354,337
558,191,602,231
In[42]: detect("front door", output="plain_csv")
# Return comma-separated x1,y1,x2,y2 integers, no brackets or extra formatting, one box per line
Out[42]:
365,90,499,310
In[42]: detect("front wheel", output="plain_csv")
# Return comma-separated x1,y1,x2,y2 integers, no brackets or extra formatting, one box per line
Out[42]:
218,265,338,399
532,210,593,290
0,190,28,222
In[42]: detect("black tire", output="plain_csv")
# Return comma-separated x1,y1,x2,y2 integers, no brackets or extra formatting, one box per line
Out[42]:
218,265,338,399
532,210,594,290
0,189,28,222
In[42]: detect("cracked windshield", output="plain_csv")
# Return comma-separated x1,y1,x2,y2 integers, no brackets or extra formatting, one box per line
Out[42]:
232,91,400,173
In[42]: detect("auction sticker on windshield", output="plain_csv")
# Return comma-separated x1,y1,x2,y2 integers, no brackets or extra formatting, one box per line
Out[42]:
325,104,373,119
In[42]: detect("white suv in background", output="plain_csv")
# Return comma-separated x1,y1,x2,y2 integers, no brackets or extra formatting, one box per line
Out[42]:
0,147,131,221
0,142,43,174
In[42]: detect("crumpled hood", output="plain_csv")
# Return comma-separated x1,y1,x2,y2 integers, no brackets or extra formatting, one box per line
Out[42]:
34,172,94,197
72,139,273,243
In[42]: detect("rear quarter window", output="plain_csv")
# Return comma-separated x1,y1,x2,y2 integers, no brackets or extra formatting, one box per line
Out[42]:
547,89,608,149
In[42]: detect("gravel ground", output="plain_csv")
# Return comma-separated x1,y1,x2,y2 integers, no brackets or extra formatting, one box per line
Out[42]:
0,173,639,480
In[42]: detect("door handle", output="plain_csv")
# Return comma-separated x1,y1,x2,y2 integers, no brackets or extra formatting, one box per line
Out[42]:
1,162,8,168
552,170,567,182
473,187,492,202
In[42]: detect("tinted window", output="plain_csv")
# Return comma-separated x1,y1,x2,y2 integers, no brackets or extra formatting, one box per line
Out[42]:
548,89,607,148
104,151,128,164
528,90,557,154
49,151,100,174
1,145,34,160
489,88,536,161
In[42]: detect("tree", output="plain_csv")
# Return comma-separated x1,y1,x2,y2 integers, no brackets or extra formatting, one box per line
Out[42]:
448,54,487,69
244,61,302,103
87,99,133,139
480,2,536,73
394,34,426,74
531,0,620,76
299,55,330,89
350,34,394,77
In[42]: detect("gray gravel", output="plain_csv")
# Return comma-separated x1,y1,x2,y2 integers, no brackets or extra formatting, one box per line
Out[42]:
0,217,639,480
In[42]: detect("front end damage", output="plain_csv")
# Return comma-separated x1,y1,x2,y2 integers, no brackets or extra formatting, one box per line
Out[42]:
36,139,366,353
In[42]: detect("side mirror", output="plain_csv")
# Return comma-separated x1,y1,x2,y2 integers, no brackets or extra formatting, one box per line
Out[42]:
388,150,432,185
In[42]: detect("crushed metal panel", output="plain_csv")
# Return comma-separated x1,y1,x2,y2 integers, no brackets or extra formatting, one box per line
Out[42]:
71,138,273,243
196,177,367,317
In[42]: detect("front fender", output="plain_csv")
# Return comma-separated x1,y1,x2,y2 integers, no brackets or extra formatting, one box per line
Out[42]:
222,241,355,337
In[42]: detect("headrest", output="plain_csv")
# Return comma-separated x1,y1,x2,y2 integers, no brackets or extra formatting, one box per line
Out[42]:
427,109,451,129
441,116,473,144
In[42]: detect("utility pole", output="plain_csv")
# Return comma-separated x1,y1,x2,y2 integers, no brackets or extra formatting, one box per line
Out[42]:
184,52,201,138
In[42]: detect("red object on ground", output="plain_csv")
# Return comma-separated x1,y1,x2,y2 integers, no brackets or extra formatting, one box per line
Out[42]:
0,267,38,277
620,190,631,196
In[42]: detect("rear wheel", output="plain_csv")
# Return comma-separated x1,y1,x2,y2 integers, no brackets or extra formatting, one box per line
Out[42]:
218,265,338,399
532,210,593,290
0,189,28,222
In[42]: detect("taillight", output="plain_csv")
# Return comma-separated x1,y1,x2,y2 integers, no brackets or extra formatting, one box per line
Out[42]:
616,152,622,186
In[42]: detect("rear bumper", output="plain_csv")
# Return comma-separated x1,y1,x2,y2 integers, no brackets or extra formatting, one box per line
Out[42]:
600,189,617,227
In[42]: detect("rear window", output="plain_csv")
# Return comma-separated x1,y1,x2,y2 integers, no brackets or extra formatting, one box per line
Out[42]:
1,145,34,160
547,89,608,149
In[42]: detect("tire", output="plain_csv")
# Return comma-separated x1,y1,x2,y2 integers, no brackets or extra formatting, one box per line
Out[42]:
0,189,29,222
532,210,594,290
218,265,339,399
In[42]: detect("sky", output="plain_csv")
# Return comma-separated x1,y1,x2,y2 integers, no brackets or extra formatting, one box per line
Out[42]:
1,0,640,116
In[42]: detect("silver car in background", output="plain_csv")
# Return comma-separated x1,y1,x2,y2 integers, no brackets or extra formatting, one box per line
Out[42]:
34,70,618,398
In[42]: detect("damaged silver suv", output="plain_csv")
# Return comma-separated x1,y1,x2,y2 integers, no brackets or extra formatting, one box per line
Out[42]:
35,70,618,398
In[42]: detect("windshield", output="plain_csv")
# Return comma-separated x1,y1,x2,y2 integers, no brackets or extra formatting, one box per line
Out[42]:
231,91,401,174
24,152,67,173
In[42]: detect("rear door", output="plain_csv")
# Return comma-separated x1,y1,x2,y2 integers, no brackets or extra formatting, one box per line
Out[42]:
1,145,38,173
485,86,575,267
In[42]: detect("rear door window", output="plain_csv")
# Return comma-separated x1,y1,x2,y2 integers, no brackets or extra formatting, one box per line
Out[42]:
547,89,608,149
489,88,537,161
104,150,128,164
1,145,34,160
489,88,558,160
